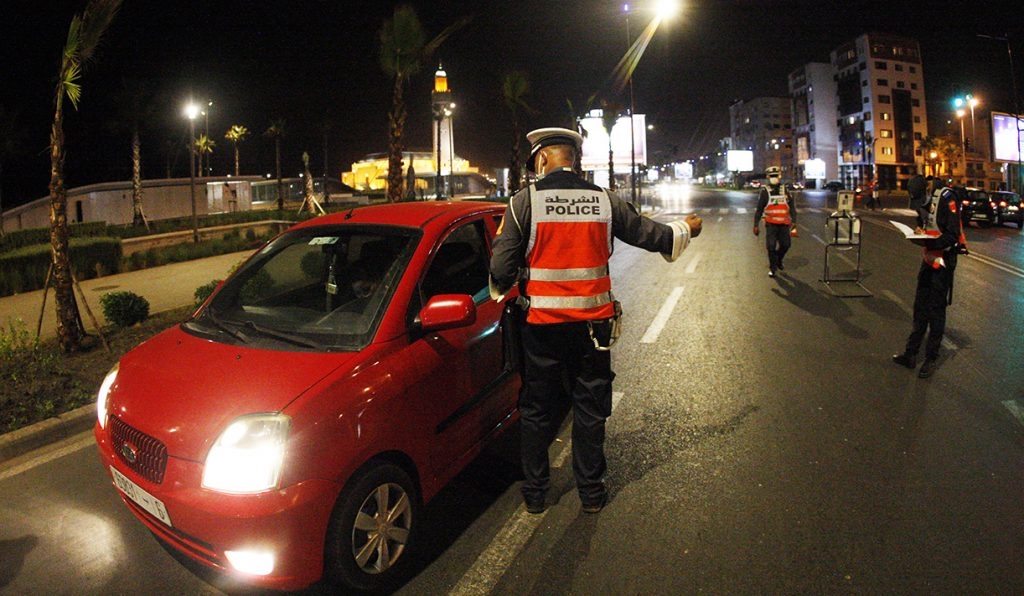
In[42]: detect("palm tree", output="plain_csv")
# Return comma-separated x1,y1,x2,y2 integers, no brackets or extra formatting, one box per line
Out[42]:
48,0,122,353
265,119,286,210
109,79,155,228
225,124,248,176
378,5,468,203
195,133,216,176
502,70,533,195
601,99,622,191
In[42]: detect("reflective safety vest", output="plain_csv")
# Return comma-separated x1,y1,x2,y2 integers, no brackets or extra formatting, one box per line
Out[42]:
523,184,615,324
763,185,791,225
921,188,959,269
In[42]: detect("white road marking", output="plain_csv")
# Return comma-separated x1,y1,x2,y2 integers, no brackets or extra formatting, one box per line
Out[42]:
0,432,94,482
685,253,701,274
1003,400,1024,428
640,287,684,344
449,506,547,596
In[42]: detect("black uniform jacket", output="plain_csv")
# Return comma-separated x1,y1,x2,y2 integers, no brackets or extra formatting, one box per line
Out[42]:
489,168,675,296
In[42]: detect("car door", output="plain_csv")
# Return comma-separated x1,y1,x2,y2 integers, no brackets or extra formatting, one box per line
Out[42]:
401,217,513,481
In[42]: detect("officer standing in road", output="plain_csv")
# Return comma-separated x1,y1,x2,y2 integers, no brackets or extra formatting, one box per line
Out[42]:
892,176,961,378
753,166,797,277
489,127,702,515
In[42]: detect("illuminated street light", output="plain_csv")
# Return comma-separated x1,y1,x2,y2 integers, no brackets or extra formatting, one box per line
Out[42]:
184,102,200,243
621,0,680,210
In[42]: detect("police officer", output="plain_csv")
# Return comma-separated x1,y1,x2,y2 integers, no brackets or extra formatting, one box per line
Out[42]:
753,166,797,277
892,176,961,378
489,127,702,514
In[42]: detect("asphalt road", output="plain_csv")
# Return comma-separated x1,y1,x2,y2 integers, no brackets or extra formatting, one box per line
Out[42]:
2,188,1022,595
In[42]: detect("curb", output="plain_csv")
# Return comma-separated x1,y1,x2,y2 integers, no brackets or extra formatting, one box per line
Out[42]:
0,403,96,463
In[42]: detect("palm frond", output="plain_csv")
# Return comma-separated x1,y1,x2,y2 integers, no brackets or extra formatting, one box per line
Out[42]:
76,0,123,64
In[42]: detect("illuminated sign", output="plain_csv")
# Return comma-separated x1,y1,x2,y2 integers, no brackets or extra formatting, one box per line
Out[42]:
991,112,1024,162
726,150,753,172
579,114,647,171
804,158,826,179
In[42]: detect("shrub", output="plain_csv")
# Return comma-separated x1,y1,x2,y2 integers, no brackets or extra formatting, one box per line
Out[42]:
194,279,222,307
100,291,150,328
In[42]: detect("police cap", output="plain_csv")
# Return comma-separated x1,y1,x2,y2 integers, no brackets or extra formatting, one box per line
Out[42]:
765,166,781,177
526,127,583,172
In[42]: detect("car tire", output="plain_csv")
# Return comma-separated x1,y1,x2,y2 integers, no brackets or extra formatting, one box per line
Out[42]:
324,462,419,592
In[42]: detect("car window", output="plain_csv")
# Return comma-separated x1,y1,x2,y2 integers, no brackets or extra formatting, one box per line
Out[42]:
192,226,416,350
422,220,491,303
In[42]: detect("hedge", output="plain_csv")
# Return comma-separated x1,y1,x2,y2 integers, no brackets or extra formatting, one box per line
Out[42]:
0,237,122,296
0,221,108,253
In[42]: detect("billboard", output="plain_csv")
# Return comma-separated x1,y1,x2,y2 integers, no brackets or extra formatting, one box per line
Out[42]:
579,114,647,172
991,111,1024,162
726,150,753,172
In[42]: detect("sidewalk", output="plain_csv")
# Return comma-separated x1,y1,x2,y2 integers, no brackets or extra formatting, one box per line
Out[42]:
0,250,254,464
1,250,253,342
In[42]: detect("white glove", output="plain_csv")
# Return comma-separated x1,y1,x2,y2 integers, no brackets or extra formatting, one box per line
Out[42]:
661,220,691,262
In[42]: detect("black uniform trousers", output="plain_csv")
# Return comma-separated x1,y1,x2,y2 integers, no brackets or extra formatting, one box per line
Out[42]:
518,319,613,504
904,261,953,361
764,223,792,271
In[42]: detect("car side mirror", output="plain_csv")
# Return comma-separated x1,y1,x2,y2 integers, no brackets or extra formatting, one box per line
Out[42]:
418,294,477,332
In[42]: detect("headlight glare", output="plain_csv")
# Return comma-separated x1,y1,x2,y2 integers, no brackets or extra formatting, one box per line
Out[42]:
96,364,119,429
202,413,290,494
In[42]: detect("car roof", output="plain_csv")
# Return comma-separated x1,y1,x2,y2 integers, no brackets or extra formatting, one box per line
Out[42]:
290,200,507,231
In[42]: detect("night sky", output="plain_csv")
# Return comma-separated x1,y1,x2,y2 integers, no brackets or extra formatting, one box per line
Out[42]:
1,0,1022,207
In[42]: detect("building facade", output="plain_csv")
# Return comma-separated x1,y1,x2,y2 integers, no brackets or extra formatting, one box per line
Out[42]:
789,62,839,187
830,33,928,192
729,97,794,179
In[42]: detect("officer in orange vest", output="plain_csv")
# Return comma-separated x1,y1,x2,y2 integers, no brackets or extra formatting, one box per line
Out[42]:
753,166,797,277
892,176,961,378
489,127,701,514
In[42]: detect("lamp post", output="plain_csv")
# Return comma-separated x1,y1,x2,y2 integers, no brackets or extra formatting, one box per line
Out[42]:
185,102,200,243
448,104,456,198
956,108,967,184
624,3,638,211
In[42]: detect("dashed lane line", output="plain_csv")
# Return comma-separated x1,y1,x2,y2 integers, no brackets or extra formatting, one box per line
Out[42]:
1002,400,1024,428
640,287,684,344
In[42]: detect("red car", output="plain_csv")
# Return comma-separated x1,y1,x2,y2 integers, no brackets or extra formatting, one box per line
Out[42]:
94,200,520,591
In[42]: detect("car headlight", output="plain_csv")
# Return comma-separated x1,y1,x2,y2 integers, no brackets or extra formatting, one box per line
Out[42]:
202,413,290,494
96,364,119,429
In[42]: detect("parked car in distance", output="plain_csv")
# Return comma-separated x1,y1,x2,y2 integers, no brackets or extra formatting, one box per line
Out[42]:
94,200,521,592
991,190,1023,229
956,186,997,227
823,181,844,191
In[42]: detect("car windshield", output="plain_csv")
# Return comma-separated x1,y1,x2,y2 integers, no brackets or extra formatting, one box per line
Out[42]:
184,224,418,351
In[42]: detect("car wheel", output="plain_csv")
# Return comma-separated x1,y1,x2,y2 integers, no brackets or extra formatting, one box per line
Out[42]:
324,462,418,592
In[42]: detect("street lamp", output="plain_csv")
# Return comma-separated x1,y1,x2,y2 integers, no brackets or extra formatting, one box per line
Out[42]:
185,102,200,243
620,0,679,211
956,108,967,183
200,100,212,176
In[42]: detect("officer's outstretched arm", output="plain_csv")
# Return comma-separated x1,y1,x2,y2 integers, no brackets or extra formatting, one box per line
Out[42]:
662,214,702,262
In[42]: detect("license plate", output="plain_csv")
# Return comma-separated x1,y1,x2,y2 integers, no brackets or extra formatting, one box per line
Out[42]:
110,466,173,527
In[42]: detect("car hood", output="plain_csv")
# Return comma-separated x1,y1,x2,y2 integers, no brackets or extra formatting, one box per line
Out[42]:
107,324,356,462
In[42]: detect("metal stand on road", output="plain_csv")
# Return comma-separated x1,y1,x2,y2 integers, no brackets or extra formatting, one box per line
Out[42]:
821,191,872,297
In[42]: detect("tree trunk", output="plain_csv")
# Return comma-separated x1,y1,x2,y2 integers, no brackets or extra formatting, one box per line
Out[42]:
607,145,616,191
387,75,407,203
49,93,84,352
275,138,283,211
234,144,240,177
131,127,146,228
508,114,522,195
